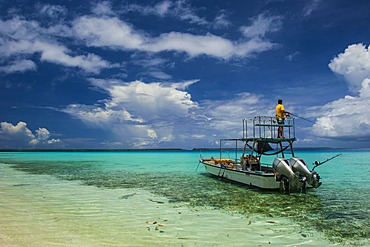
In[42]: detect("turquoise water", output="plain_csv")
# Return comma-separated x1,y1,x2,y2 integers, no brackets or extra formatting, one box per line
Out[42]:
0,150,369,246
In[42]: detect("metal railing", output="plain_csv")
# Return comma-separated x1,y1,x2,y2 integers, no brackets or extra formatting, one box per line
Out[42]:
243,116,296,140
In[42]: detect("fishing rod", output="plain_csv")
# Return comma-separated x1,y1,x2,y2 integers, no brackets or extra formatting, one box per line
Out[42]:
312,153,342,170
289,113,316,124
289,113,330,129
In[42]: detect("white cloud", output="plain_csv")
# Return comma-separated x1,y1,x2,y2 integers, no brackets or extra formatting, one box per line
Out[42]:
0,122,35,144
126,1,173,17
144,32,237,58
286,51,300,61
201,92,269,136
171,0,208,25
149,71,172,80
34,41,114,73
63,79,270,147
171,79,198,90
0,17,114,74
71,15,277,59
47,139,62,144
311,83,370,140
121,1,171,17
328,43,370,94
359,78,370,98
35,127,50,141
303,0,322,17
38,4,67,19
64,103,143,127
72,16,145,49
309,44,370,141
0,122,61,148
234,37,276,57
0,59,36,73
154,1,172,16
92,1,115,16
63,79,200,147
1,7,280,75
213,12,231,29
240,14,282,38
91,79,199,120
122,0,208,25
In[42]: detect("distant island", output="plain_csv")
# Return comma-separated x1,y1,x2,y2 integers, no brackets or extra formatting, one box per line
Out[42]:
0,148,186,152
0,147,358,152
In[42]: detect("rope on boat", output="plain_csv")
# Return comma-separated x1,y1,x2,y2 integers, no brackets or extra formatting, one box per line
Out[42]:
245,142,290,155
195,151,203,171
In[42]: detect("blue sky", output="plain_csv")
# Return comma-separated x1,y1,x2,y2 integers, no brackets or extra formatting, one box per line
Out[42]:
1,0,370,149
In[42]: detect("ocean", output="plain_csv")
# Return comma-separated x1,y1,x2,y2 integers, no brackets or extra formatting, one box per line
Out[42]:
0,150,369,246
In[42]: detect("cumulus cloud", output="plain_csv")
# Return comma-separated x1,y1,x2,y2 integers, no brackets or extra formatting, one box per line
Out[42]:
310,44,370,142
0,122,61,148
0,122,35,145
63,79,200,147
35,127,51,141
99,79,199,119
328,44,370,94
311,81,370,140
62,79,269,147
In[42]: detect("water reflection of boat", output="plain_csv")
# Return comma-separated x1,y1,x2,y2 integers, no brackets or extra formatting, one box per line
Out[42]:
200,116,322,193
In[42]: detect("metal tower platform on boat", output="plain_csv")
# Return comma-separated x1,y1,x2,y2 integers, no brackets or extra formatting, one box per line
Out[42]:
217,116,297,163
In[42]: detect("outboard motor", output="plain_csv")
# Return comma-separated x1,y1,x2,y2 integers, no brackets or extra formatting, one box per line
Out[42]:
273,158,294,178
273,158,299,190
289,158,321,188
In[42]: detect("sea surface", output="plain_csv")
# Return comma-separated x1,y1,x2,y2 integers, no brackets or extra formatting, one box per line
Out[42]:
0,149,369,246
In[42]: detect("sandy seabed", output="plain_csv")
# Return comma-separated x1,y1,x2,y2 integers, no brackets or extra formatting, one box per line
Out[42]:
0,164,342,247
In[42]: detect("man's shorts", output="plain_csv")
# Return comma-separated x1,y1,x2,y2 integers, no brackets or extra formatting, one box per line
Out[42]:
277,118,285,124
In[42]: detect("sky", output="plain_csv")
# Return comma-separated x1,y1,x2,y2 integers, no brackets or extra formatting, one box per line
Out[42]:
0,0,370,149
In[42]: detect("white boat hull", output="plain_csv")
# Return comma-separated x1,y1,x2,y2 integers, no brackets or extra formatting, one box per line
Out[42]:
202,161,281,190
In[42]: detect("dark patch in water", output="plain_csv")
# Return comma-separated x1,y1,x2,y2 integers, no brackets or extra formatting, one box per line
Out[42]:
149,199,165,204
119,193,136,199
13,184,32,187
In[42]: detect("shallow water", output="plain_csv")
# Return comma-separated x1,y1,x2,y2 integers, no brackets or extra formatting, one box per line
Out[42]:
0,150,369,246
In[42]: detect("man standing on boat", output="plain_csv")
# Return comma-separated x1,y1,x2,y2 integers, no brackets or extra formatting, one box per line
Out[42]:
275,99,290,138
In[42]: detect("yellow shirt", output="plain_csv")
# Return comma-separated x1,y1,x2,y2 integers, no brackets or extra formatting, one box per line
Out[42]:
276,104,285,118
